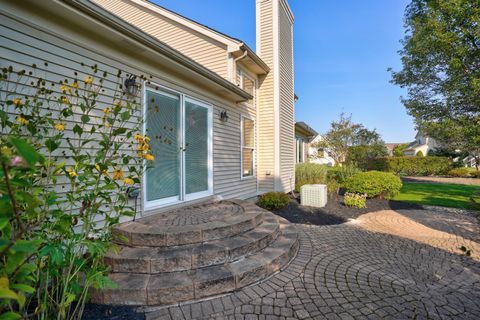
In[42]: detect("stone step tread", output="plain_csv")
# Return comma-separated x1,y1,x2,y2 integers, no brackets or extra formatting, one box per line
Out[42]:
105,215,281,273
112,201,265,247
94,227,299,306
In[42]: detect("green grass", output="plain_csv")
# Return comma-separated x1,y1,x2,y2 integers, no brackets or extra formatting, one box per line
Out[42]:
392,182,480,210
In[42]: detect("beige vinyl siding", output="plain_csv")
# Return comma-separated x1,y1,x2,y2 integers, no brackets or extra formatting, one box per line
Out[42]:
277,4,295,192
92,0,229,80
256,0,276,193
0,5,256,222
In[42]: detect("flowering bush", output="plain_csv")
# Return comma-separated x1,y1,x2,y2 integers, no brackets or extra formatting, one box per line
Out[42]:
343,193,367,208
0,63,152,319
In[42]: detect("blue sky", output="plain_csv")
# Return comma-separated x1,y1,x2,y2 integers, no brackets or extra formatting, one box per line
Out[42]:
154,0,415,143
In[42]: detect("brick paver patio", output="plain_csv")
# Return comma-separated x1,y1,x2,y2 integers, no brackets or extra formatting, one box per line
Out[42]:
143,206,480,320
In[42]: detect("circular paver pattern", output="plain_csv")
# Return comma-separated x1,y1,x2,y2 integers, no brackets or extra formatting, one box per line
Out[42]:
140,207,480,320
141,201,246,227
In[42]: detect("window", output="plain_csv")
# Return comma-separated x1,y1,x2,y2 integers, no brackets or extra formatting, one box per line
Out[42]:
241,116,255,178
296,137,305,163
237,68,256,106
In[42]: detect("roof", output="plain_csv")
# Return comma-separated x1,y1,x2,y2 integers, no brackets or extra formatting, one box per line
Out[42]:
295,122,318,141
64,0,253,101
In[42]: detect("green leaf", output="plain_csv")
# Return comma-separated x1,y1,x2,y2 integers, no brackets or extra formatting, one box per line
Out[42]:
0,312,22,320
81,114,90,124
120,111,131,121
45,138,59,152
9,137,42,166
0,288,18,300
10,284,35,294
113,128,127,136
11,239,42,253
0,217,9,230
73,124,83,136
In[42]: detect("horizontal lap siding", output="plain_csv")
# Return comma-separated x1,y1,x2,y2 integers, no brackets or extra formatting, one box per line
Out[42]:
278,4,294,192
93,0,229,80
0,7,256,224
256,0,275,193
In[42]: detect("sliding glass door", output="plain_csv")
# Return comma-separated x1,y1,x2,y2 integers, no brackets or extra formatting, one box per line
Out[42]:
144,88,212,209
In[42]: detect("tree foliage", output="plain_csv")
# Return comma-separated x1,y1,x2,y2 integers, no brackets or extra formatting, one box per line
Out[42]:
391,0,480,169
313,113,387,165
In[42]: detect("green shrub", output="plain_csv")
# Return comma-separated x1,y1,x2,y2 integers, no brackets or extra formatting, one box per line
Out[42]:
295,163,328,191
344,171,403,199
327,164,362,184
447,168,472,177
343,192,367,208
416,150,424,157
363,156,453,176
257,192,290,210
472,170,480,178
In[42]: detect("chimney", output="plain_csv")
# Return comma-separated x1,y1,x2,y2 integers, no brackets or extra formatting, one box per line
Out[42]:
256,0,295,193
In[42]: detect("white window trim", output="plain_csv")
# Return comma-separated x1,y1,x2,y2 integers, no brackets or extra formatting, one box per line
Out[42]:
142,82,213,211
241,115,256,180
237,68,256,107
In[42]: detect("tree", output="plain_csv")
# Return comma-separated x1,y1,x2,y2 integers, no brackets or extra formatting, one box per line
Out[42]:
416,150,424,157
313,113,387,165
393,143,409,157
390,0,480,170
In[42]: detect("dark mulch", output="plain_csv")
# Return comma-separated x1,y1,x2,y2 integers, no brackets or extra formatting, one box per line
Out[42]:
272,193,423,226
81,304,144,320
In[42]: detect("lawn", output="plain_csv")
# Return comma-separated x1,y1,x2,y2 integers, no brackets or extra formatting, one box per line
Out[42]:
392,182,480,210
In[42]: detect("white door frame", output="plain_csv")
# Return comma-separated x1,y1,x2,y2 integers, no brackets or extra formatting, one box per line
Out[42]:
143,84,213,210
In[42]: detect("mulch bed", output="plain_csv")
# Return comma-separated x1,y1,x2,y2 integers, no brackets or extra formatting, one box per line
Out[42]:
272,193,422,226
81,304,145,320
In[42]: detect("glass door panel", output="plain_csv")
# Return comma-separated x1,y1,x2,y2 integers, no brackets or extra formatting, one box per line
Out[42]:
145,89,181,204
184,99,210,196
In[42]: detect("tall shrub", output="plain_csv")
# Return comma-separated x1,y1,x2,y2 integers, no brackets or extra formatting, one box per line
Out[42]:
0,64,152,319
344,171,402,199
295,163,328,191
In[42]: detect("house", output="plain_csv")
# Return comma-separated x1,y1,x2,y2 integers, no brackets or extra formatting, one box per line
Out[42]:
295,121,318,163
309,135,336,166
1,0,300,306
385,143,407,156
0,0,295,213
403,131,438,156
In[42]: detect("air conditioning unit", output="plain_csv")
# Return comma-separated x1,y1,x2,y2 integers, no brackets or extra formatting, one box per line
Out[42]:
300,184,327,208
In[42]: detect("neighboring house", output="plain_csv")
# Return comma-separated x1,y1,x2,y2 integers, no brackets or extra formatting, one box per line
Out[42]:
403,131,438,156
462,155,478,168
385,143,407,156
309,135,336,166
295,121,318,163
0,0,295,217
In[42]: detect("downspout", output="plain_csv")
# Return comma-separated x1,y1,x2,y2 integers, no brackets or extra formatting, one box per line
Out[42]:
233,49,248,85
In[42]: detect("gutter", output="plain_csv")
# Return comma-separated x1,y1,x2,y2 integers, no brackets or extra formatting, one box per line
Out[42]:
239,43,270,74
61,0,253,101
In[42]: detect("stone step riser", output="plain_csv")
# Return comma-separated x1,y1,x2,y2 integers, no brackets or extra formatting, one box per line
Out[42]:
94,228,299,306
112,211,265,247
106,220,280,274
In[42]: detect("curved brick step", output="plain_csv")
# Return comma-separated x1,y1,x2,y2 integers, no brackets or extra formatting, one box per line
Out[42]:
112,200,264,247
105,214,281,273
93,222,299,306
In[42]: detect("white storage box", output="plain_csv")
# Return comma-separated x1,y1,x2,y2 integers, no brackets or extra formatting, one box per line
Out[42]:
300,184,327,208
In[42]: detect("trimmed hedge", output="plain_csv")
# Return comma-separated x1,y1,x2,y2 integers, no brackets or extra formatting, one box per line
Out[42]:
257,192,290,210
447,168,472,177
362,156,453,176
344,171,402,199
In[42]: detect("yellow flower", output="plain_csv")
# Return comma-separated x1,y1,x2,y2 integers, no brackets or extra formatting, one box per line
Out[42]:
105,123,112,128
103,107,110,115
13,98,23,107
123,178,134,185
54,123,65,131
16,116,28,126
71,81,79,89
61,96,69,104
113,168,124,180
95,164,101,171
60,85,70,93
137,143,150,151
84,76,93,84
66,167,77,178
143,154,155,161
1,146,12,157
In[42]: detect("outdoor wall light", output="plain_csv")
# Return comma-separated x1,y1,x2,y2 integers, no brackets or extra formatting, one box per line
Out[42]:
124,75,141,97
220,110,229,122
